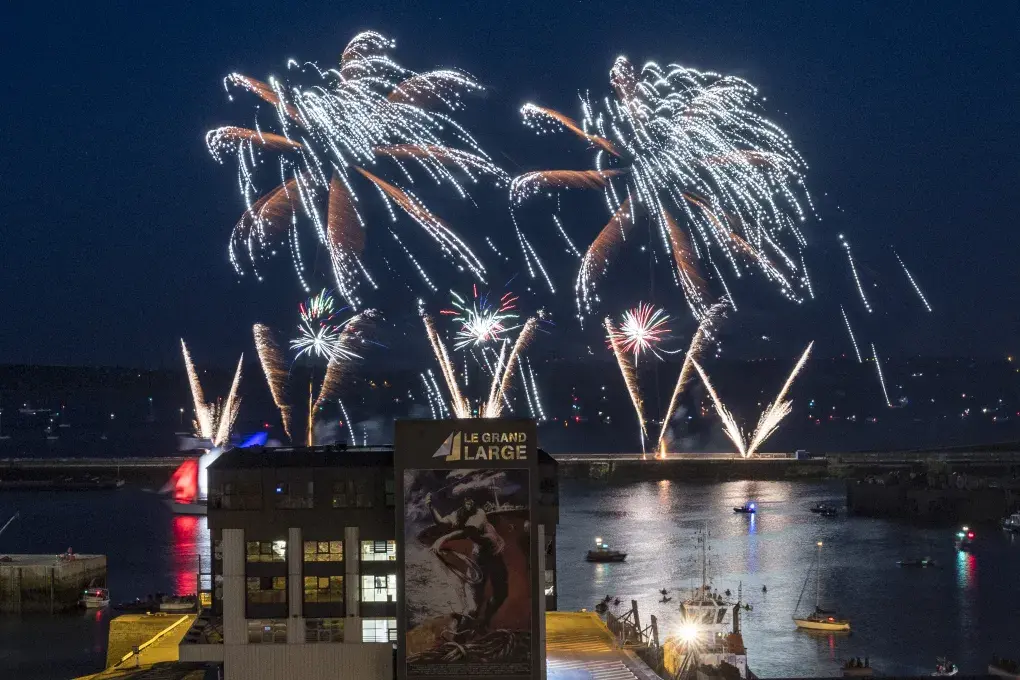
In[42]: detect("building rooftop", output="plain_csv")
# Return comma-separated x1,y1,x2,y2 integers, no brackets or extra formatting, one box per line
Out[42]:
208,444,556,470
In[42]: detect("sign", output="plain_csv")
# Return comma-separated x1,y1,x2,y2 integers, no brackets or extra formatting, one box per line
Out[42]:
396,419,539,679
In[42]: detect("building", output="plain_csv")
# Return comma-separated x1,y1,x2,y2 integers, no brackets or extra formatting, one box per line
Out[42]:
179,441,559,680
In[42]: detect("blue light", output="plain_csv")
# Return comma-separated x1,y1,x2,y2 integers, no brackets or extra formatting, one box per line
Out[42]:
239,431,268,448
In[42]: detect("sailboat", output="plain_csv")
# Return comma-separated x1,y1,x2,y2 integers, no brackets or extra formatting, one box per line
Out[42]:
793,541,851,632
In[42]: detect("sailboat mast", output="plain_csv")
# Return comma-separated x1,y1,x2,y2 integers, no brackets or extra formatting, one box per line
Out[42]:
815,541,823,609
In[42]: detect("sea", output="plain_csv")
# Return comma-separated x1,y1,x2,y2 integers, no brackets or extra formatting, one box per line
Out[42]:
1,479,1018,679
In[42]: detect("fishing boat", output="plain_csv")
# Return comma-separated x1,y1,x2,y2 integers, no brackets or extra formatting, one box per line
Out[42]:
793,541,850,632
586,537,626,563
1001,512,1020,533
80,587,110,609
955,526,975,551
733,502,757,514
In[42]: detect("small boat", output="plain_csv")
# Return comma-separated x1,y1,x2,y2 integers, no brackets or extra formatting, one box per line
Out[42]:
159,595,197,612
897,557,937,567
810,503,838,517
1001,512,1020,533
955,526,975,551
80,587,110,609
932,657,958,676
793,542,850,632
586,537,626,563
734,502,757,514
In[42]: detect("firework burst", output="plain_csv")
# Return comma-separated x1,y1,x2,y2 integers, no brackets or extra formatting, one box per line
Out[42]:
610,303,672,362
513,57,812,321
290,289,362,362
208,31,506,306
441,285,520,350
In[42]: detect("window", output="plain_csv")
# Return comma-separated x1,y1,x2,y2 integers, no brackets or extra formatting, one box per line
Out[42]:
305,618,344,643
246,540,286,563
304,576,344,603
246,576,287,604
545,569,556,596
274,480,314,509
360,540,396,562
331,479,373,508
218,482,262,510
304,540,343,562
384,479,395,507
247,619,287,644
360,574,397,603
362,618,397,643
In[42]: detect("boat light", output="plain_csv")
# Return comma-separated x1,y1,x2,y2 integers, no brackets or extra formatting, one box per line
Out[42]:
962,526,969,531
678,622,699,643
594,536,602,546
967,532,974,539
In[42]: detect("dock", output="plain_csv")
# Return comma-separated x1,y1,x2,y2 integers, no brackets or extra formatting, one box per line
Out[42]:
76,613,197,680
0,553,106,613
546,611,662,680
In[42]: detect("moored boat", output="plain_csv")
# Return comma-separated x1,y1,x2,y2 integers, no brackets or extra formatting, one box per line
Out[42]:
80,587,110,609
793,541,850,632
1001,512,1020,533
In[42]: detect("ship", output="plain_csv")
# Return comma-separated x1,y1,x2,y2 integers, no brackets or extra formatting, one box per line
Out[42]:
585,537,626,562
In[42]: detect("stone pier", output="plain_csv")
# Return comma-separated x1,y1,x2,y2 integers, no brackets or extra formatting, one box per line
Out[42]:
0,554,106,613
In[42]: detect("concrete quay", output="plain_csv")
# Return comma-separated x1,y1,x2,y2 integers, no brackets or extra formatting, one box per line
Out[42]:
0,553,106,613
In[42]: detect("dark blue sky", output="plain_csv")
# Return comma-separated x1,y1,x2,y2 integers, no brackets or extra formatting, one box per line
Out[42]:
2,1,1018,367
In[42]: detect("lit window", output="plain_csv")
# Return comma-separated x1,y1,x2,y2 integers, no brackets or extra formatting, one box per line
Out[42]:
360,540,396,562
305,618,344,643
545,569,556,596
303,575,344,603
245,540,286,563
303,540,343,562
246,576,287,604
362,618,397,643
360,574,397,603
247,619,287,644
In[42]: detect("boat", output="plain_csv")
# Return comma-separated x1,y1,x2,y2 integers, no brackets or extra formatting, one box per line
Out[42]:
793,541,850,632
733,502,757,514
586,537,626,562
932,657,958,676
810,503,838,517
668,528,751,679
897,557,937,567
1001,512,1020,533
955,526,975,551
159,595,198,612
80,587,110,609
170,498,208,516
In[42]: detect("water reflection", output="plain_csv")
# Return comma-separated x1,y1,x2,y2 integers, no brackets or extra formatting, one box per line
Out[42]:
170,514,209,595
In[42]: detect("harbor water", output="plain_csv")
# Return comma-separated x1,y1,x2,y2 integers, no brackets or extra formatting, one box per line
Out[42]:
1,480,1018,678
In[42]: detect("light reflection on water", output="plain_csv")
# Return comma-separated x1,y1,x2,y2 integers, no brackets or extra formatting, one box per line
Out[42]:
557,478,1020,678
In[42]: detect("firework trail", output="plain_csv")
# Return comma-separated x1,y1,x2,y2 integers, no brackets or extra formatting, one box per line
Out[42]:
611,302,672,362
690,359,746,457
442,286,520,350
181,339,213,441
514,57,812,321
253,323,293,440
839,234,872,313
208,31,505,306
839,305,863,363
180,340,243,447
214,355,244,447
657,301,727,452
893,249,932,313
310,309,380,441
421,312,470,417
486,316,539,417
527,358,546,421
605,316,647,453
871,342,893,407
745,342,813,457
337,399,354,446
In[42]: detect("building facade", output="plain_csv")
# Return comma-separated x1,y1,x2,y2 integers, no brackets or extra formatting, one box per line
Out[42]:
180,442,559,680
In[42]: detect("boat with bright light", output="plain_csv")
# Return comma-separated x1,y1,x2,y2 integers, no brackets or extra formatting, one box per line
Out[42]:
955,526,975,551
793,541,851,632
585,537,626,563
733,502,756,514
80,587,110,609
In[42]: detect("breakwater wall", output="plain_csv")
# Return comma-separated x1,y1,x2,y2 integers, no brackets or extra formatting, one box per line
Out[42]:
556,457,829,482
846,482,1019,524
0,555,107,613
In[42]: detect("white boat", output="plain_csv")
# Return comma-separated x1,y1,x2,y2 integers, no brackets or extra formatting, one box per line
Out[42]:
169,498,208,516
793,541,850,632
159,595,197,612
1002,512,1020,533
80,587,110,609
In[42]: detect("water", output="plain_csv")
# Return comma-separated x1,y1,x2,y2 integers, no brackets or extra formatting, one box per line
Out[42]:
1,481,1018,678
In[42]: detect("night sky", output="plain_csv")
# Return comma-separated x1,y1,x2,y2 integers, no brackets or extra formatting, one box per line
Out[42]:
3,1,1018,368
